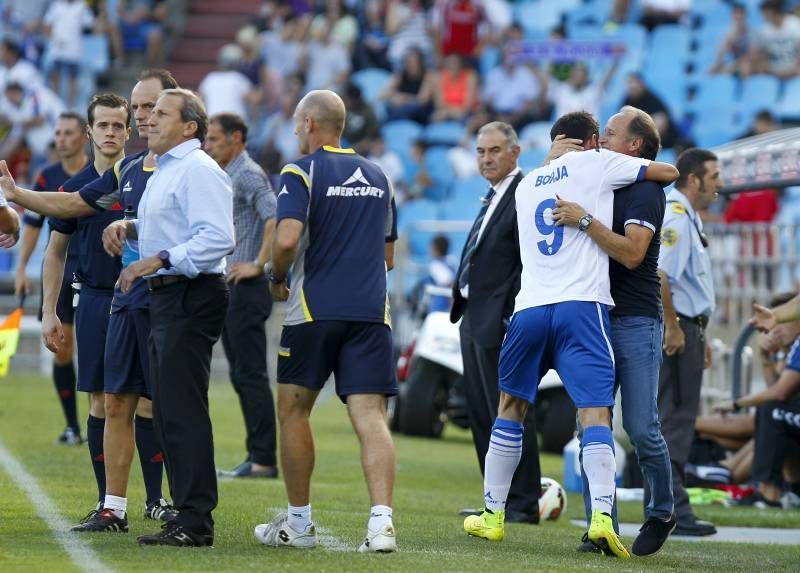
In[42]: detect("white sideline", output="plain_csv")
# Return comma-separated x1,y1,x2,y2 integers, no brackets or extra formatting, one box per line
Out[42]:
0,439,112,573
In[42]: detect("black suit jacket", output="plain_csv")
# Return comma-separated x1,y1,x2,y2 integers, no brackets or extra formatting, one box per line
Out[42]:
450,171,523,348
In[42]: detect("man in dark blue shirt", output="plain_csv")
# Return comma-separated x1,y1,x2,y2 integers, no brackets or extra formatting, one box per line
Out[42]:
255,90,399,553
551,106,678,555
13,112,88,445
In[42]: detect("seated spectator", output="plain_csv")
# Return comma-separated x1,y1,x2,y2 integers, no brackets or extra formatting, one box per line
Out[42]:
543,60,618,121
354,0,390,70
476,46,548,130
431,0,488,62
622,73,683,150
342,83,380,155
258,91,301,174
302,18,351,92
712,2,750,75
0,39,43,92
740,109,781,138
386,0,433,70
404,139,434,203
260,17,305,80
198,44,256,120
382,46,433,123
117,0,166,66
742,0,800,79
0,81,64,166
43,0,95,110
4,0,51,60
429,53,478,123
367,135,405,191
613,0,689,31
236,26,266,87
312,0,359,49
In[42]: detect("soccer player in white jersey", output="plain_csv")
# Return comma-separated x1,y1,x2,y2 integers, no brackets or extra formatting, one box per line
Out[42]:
463,112,678,557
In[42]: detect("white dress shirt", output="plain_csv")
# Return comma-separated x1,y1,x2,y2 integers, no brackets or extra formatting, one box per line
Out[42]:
135,139,235,277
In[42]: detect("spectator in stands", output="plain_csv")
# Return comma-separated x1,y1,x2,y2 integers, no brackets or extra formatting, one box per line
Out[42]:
743,0,800,79
342,83,380,155
353,0,391,70
3,0,51,59
404,139,434,202
0,39,43,92
740,109,781,138
541,60,618,122
302,18,351,92
712,2,750,75
260,16,305,80
475,46,548,130
0,82,64,166
199,44,256,121
413,234,457,315
622,72,683,150
259,91,301,173
43,1,95,110
386,0,434,70
313,0,359,49
367,135,405,191
117,0,166,66
381,46,433,123
429,53,478,123
431,0,488,63
613,0,689,31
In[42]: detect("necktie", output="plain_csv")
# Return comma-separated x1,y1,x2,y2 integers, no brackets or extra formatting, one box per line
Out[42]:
457,187,496,290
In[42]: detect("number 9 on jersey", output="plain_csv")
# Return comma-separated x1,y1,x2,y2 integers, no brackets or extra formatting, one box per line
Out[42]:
535,198,564,256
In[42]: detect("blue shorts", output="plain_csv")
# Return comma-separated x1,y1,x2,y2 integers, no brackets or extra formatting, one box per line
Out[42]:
498,301,615,409
277,321,397,403
51,60,79,78
104,307,151,396
74,288,113,393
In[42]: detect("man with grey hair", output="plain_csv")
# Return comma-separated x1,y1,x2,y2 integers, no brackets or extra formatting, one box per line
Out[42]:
105,87,235,547
550,106,679,555
451,121,542,524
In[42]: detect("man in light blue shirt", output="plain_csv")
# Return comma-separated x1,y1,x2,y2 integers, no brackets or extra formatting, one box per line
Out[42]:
104,88,234,548
655,148,722,537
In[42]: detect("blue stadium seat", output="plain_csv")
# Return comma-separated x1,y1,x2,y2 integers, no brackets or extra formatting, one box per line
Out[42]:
777,77,800,119
656,148,677,166
382,120,423,159
439,196,482,221
519,121,553,151
423,121,465,146
399,199,441,259
423,146,454,201
479,45,501,78
692,113,740,148
566,0,612,31
516,0,579,36
519,148,547,172
448,175,490,206
739,75,780,125
80,35,110,75
689,74,737,115
351,68,392,103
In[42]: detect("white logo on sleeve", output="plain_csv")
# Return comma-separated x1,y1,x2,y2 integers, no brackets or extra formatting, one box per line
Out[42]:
327,167,385,198
278,185,289,197
122,181,133,194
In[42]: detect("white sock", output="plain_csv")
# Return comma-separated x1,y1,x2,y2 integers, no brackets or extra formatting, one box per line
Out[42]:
582,426,616,515
287,504,312,533
368,505,393,531
104,494,127,519
483,418,523,512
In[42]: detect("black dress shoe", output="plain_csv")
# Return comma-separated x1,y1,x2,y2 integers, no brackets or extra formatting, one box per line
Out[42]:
672,517,716,537
632,514,676,556
458,508,483,517
505,510,540,524
137,522,213,547
217,461,278,479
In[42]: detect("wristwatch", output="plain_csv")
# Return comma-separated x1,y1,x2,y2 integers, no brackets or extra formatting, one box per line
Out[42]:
578,213,594,232
265,261,286,285
157,249,172,270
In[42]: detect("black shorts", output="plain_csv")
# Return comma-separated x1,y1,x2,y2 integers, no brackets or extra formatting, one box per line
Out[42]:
104,307,151,397
38,257,77,325
277,321,397,402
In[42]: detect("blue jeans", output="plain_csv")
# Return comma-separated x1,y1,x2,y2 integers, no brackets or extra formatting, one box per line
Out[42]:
581,315,674,527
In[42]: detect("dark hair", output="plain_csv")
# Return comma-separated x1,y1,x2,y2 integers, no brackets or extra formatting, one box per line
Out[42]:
432,234,450,256
58,111,87,133
161,88,208,142
87,93,131,127
620,106,661,161
770,291,797,307
210,112,248,143
760,0,784,13
138,68,179,90
755,109,776,123
550,111,599,144
675,148,718,189
1,39,21,58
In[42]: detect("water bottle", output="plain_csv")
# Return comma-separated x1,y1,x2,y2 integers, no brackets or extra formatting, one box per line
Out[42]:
121,206,140,268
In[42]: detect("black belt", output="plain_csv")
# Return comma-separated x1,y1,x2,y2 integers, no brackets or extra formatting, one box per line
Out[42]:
146,273,223,292
677,313,709,329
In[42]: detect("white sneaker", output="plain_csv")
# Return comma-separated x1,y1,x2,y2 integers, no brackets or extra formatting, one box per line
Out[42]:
357,524,397,553
254,512,317,548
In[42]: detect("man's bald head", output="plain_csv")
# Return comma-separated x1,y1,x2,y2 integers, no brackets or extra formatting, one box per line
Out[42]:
298,90,346,136
293,90,347,154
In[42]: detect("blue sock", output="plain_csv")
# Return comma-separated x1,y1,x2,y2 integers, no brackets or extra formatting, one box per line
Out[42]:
87,415,106,502
582,425,616,515
484,418,523,511
135,416,164,504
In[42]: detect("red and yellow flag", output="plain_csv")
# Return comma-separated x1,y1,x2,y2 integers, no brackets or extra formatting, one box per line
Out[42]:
0,307,22,377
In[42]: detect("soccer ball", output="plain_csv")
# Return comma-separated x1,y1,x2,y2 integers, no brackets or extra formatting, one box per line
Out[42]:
539,477,567,521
